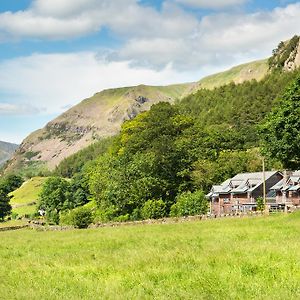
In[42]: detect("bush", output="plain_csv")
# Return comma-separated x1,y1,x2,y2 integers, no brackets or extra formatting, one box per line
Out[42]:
115,214,130,222
93,206,119,223
141,199,166,220
256,197,265,212
131,208,141,221
60,207,93,228
72,207,93,228
11,212,19,220
170,190,208,217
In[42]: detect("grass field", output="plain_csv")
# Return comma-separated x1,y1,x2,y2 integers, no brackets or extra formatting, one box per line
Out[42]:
9,177,48,216
0,219,28,228
1,213,300,299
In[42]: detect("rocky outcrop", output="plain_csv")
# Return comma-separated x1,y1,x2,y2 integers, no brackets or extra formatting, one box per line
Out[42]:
269,35,300,71
284,39,300,71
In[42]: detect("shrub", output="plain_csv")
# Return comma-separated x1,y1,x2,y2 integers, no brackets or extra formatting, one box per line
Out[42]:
11,212,19,220
256,197,265,212
141,199,166,220
115,214,130,222
170,190,208,217
131,208,141,221
60,207,93,228
71,207,93,228
93,206,119,223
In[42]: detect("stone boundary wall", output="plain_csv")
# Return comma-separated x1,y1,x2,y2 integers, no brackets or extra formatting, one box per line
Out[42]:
0,211,267,232
27,211,265,231
0,225,29,232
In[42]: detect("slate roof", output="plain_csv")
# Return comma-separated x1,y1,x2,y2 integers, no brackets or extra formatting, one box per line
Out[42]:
270,171,300,193
207,171,280,198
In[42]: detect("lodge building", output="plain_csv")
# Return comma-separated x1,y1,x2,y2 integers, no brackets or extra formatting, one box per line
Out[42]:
205,171,300,215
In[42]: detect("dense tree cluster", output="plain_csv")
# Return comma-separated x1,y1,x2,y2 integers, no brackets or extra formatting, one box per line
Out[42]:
39,174,90,224
260,74,300,168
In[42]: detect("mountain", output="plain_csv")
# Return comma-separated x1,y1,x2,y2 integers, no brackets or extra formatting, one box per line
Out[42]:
4,36,300,174
0,141,18,166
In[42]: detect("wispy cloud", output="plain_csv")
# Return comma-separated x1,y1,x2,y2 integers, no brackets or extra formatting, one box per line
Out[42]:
0,102,41,115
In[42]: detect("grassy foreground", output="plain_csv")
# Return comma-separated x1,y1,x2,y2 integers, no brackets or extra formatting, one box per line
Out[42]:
1,213,300,300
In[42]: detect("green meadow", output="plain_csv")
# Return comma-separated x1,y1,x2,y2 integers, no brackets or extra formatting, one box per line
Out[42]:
1,213,300,300
9,177,48,217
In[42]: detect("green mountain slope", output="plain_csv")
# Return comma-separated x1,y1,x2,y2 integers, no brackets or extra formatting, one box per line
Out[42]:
9,176,48,217
195,59,268,90
0,141,18,166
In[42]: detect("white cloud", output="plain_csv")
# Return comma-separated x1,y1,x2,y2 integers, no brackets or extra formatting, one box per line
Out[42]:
110,3,300,70
0,0,197,40
0,52,199,116
0,103,40,115
31,0,101,18
174,0,248,9
0,0,299,71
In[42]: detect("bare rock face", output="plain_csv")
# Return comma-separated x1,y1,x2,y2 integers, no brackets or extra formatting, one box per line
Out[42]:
284,40,300,71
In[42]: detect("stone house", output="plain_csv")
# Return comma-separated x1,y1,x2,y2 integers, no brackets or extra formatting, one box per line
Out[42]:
269,171,300,210
206,171,283,215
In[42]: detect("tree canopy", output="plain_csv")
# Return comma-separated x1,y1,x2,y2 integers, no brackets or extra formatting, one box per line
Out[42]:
260,75,300,168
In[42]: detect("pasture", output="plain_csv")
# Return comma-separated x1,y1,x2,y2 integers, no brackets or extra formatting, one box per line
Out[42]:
9,176,47,217
0,213,300,299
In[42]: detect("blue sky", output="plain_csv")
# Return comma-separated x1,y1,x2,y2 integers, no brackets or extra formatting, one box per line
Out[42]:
0,0,300,143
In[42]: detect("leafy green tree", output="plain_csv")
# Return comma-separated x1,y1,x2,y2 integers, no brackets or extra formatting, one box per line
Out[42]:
260,75,300,168
68,173,90,207
89,103,196,218
0,188,12,221
0,174,24,194
39,177,71,223
170,190,208,217
192,149,265,192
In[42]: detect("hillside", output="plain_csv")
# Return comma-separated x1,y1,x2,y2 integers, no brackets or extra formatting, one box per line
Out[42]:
0,141,18,166
195,59,268,90
4,36,300,174
9,177,48,217
6,84,191,172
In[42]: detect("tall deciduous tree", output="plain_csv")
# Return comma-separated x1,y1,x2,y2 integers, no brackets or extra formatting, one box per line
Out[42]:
260,75,300,168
